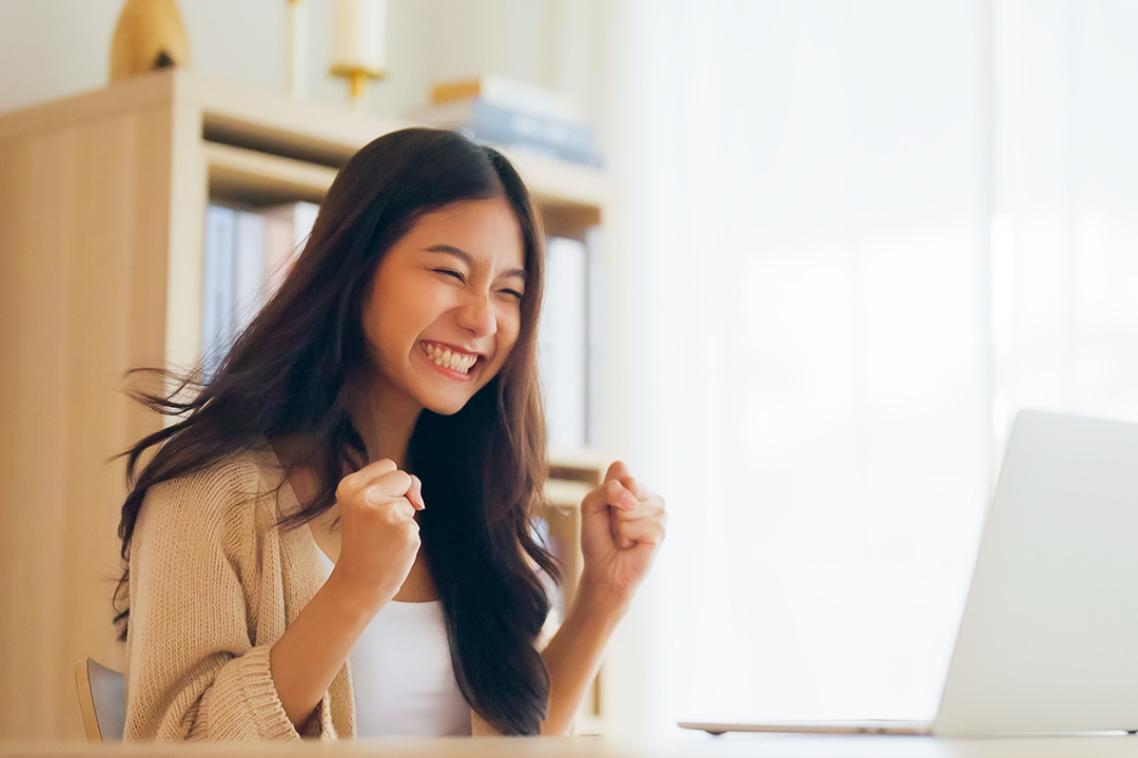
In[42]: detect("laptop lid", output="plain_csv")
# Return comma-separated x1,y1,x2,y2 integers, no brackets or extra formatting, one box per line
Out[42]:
933,409,1138,736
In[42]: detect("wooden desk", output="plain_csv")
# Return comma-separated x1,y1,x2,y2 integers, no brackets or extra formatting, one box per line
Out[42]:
4,733,1138,758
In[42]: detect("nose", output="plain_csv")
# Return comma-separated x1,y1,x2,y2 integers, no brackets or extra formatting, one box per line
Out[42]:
455,292,497,338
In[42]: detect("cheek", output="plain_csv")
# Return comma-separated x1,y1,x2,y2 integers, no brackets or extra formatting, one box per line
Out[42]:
495,311,523,360
370,281,444,345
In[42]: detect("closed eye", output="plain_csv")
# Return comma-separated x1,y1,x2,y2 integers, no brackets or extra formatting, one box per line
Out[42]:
434,268,465,282
435,269,523,300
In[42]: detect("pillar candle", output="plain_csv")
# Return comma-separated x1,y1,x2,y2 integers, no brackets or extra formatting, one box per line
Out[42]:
331,0,387,73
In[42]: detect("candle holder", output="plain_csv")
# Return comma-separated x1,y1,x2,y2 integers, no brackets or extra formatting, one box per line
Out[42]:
329,63,385,105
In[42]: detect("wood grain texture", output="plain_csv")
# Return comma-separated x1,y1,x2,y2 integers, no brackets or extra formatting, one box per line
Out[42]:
0,96,173,741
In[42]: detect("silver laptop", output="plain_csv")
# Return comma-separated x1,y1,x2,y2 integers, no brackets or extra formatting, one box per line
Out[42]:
680,409,1138,737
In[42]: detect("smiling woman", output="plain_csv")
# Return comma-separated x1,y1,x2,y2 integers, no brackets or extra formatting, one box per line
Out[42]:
110,128,561,739
104,123,668,743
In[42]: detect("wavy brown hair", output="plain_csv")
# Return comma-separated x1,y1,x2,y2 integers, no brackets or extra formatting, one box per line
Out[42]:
111,128,561,735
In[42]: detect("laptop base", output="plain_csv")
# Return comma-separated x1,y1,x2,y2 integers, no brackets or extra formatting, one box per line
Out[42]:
677,719,933,736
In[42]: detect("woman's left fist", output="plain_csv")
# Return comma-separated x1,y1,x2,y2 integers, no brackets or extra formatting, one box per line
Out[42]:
578,460,667,610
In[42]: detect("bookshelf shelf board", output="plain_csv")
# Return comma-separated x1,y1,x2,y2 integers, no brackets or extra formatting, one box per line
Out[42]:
204,142,336,206
544,479,593,509
549,447,608,470
493,149,611,226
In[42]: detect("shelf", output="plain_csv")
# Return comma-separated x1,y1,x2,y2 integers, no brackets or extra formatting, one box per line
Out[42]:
544,479,592,509
204,142,335,206
549,447,608,470
485,146,610,229
201,129,606,229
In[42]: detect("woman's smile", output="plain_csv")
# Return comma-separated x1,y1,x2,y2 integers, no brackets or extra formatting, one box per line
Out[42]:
415,340,481,382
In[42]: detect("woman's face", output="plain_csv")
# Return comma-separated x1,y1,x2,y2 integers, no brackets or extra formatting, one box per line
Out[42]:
360,196,527,416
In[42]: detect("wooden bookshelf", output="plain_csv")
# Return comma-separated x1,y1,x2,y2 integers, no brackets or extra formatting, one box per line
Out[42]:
0,68,612,740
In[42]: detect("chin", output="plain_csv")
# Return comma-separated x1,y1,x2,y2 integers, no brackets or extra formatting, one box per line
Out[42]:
428,403,466,416
421,394,471,416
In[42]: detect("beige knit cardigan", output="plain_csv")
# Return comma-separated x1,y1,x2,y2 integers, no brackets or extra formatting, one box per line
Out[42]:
122,441,498,741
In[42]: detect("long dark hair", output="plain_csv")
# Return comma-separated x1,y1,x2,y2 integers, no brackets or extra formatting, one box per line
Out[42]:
111,128,561,735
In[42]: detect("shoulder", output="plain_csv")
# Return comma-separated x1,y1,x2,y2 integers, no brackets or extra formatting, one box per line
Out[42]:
134,443,284,556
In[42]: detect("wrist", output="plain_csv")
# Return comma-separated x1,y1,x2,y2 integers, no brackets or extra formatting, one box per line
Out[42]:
324,571,390,620
576,573,633,620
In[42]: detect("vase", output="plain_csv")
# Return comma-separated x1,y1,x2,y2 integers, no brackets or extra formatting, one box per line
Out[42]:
109,0,190,82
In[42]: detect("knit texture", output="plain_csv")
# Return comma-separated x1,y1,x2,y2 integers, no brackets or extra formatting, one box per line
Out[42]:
123,442,357,741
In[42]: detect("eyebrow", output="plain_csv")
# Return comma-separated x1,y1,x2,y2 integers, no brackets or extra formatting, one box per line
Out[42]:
423,244,527,282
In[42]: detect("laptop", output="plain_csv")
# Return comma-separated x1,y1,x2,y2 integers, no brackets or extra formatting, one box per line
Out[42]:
679,409,1138,737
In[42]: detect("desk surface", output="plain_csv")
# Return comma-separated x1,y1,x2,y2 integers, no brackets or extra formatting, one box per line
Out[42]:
4,733,1138,758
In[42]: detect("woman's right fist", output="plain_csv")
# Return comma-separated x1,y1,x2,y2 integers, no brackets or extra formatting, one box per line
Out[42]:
328,458,426,609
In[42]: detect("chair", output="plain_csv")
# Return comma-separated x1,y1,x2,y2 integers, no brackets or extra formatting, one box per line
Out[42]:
74,658,126,742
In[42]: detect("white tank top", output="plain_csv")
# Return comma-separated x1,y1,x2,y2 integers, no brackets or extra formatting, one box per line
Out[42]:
312,535,471,736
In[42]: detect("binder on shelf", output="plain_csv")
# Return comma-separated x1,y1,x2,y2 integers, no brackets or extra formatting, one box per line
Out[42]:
539,236,589,452
584,226,605,449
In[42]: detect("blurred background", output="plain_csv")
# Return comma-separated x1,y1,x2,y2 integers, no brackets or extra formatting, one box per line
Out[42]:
3,0,1138,744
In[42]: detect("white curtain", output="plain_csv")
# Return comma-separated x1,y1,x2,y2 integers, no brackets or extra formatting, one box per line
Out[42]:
590,0,1138,737
991,0,1138,449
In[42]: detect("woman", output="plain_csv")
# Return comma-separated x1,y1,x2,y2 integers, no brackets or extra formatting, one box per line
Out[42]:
112,128,667,741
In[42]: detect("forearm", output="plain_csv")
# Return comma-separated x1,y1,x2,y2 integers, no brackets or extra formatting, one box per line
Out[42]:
540,585,628,736
269,576,381,729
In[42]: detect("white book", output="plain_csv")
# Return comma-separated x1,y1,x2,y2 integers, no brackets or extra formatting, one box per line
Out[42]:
539,236,588,452
233,210,266,334
263,201,319,298
293,201,319,248
202,204,236,378
584,227,605,448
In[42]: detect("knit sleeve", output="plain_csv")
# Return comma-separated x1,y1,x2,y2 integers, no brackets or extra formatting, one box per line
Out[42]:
122,457,313,741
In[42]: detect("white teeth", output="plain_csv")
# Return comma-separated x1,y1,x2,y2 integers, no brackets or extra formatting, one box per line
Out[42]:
424,342,477,374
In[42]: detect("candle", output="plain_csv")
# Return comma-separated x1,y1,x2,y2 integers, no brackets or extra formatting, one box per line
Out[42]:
331,0,387,73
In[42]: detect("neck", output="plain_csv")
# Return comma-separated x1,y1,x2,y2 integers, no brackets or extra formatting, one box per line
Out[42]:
346,369,422,469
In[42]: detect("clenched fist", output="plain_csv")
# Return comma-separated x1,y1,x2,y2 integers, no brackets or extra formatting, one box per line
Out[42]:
328,458,427,610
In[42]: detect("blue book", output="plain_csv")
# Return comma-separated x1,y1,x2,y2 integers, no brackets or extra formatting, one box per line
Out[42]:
412,98,605,168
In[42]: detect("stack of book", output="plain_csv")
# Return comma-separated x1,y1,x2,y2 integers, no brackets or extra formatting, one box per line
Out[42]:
408,75,603,168
201,201,319,377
